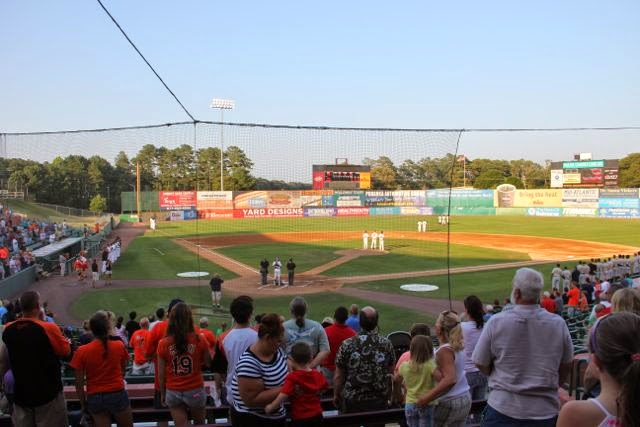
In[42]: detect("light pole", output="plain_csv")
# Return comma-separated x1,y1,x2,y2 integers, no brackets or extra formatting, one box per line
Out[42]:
210,98,235,191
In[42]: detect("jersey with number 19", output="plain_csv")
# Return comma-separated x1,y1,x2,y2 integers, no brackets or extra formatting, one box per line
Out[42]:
157,333,209,391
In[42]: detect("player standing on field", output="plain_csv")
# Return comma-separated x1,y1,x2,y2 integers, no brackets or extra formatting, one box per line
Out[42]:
378,231,385,251
273,257,282,286
259,258,269,286
371,231,378,250
551,264,562,291
287,258,296,286
362,231,369,250
209,273,224,309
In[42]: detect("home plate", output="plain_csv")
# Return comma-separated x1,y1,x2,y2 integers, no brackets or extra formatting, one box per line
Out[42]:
400,284,439,292
177,271,209,278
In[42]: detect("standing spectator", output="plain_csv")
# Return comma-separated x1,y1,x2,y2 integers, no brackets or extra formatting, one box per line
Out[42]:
554,290,564,316
416,311,471,427
213,296,258,406
567,281,581,317
114,316,127,342
582,279,595,304
265,342,328,426
394,336,439,427
150,308,165,331
334,306,395,421
209,273,224,309
231,314,288,426
125,311,140,339
462,295,488,400
558,312,640,427
540,291,557,314
158,303,211,427
286,258,296,286
70,311,132,427
321,306,356,386
283,297,330,369
144,298,184,410
473,268,573,427
611,288,640,315
394,323,431,373
259,258,269,286
0,291,71,427
198,317,217,356
272,257,282,286
345,304,360,333
129,317,153,375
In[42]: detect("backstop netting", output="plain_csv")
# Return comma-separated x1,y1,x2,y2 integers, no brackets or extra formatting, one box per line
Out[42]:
1,122,462,306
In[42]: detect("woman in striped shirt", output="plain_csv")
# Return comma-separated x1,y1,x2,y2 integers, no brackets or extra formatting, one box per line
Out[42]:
231,313,288,427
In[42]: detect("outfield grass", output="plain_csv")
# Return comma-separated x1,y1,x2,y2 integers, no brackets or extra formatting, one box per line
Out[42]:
70,287,433,334
114,235,238,280
348,262,559,303
158,215,640,246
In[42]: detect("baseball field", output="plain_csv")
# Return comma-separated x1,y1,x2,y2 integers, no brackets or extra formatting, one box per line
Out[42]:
70,215,640,333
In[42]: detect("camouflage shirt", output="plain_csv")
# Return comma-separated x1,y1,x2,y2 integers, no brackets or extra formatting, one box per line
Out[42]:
335,330,396,402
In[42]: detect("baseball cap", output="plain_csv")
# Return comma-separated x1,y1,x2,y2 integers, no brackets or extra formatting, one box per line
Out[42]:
322,316,334,325
168,298,184,313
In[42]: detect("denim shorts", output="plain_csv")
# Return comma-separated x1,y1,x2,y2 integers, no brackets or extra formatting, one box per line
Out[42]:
165,387,206,409
87,390,130,415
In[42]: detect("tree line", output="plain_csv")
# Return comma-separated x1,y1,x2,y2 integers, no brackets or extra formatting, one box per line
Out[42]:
1,145,639,212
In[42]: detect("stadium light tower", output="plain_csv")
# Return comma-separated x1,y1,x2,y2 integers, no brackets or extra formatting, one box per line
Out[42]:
210,98,235,191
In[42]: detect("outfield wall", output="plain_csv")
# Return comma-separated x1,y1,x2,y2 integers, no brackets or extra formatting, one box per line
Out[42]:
121,188,640,220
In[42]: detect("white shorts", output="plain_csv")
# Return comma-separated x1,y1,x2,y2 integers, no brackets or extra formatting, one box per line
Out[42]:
211,291,221,301
92,272,100,281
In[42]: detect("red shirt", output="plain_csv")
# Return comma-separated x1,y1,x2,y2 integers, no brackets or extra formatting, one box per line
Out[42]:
281,370,328,420
199,329,217,355
157,333,209,391
541,297,556,314
322,323,356,371
130,329,150,365
70,339,129,395
567,288,580,307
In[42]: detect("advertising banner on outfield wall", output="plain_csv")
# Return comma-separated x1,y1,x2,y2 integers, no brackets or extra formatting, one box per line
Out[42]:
333,191,365,207
159,191,197,210
336,207,369,216
365,190,426,207
510,190,562,208
169,209,197,221
300,190,333,207
266,191,301,209
233,191,268,209
400,207,434,216
598,198,640,209
451,207,497,215
233,208,304,218
303,207,337,217
562,208,598,217
562,188,599,208
599,208,640,218
526,207,562,217
599,188,639,198
369,207,402,216
427,189,494,208
198,209,234,219
196,191,233,210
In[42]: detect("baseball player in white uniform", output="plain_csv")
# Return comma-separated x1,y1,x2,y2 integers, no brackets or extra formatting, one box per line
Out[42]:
378,231,384,251
362,231,369,250
551,264,562,291
272,257,282,286
370,231,378,250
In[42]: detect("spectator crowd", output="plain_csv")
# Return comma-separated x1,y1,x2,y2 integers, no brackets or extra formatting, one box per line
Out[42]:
0,264,639,427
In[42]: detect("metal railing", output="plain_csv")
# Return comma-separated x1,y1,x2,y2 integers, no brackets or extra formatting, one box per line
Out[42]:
31,202,98,218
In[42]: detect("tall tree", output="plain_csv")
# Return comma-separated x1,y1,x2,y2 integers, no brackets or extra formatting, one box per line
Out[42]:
363,156,398,189
225,146,256,191
619,153,640,187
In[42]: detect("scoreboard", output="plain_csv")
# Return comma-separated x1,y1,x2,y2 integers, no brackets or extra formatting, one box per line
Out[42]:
312,164,371,190
550,159,619,188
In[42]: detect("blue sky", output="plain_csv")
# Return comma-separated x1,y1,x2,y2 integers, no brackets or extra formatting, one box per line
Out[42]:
1,0,639,164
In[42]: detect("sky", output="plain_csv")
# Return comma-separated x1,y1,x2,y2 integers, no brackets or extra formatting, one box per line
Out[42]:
1,0,639,167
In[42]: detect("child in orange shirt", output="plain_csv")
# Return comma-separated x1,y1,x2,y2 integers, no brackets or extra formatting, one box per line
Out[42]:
70,311,132,427
158,303,211,427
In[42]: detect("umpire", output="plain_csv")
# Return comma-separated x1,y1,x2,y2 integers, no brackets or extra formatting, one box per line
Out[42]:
286,258,296,286
259,258,269,286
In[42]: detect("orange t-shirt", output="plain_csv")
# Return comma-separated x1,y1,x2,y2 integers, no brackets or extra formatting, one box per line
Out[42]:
70,339,129,395
130,329,151,365
157,333,209,391
567,287,580,306
200,329,217,355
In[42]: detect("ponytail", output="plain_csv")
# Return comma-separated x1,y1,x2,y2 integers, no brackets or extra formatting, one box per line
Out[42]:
436,311,464,352
619,360,640,427
448,323,464,353
463,295,484,330
89,310,111,359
